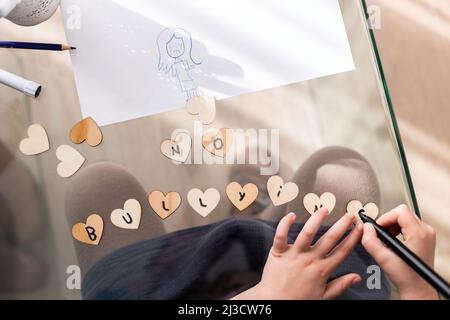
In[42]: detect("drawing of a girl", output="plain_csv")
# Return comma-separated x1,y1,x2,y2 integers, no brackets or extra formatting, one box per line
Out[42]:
157,28,202,101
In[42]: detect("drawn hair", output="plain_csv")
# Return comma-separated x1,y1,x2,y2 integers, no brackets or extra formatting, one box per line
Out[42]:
157,28,201,74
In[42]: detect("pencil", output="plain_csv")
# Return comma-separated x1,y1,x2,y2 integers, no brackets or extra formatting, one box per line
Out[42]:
359,212,450,299
0,41,76,51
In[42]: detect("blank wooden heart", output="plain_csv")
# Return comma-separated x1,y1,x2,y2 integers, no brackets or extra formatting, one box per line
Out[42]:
202,128,233,158
110,199,141,229
226,182,259,212
267,175,299,206
303,192,336,215
186,95,216,125
187,188,220,217
347,200,379,221
71,214,103,245
56,145,85,178
70,117,103,147
148,190,181,220
19,124,50,155
160,132,192,163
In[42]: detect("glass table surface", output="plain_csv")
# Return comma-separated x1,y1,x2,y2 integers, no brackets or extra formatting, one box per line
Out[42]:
0,0,418,299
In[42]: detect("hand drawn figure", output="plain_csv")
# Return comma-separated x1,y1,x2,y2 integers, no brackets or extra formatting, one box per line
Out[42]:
157,28,202,101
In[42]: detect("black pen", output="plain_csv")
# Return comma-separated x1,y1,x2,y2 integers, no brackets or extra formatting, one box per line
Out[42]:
359,212,450,299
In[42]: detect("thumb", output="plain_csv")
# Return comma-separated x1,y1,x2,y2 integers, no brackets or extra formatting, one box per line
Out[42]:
361,223,397,267
323,273,361,300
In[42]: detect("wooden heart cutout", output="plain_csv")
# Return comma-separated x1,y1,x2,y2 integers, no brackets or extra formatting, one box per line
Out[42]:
56,145,85,178
202,128,233,158
267,175,299,206
303,192,336,215
186,95,216,125
19,124,50,156
226,182,259,212
187,188,220,217
148,190,181,220
69,117,103,147
160,132,192,163
71,214,103,245
347,200,379,221
110,199,141,229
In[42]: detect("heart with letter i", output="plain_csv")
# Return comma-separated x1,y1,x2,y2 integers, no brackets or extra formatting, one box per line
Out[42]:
303,192,336,215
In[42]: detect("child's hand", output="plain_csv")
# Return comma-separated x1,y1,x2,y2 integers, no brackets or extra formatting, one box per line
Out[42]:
233,208,363,300
361,204,439,300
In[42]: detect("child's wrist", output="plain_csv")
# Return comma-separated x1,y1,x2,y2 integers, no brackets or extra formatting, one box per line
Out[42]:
399,286,439,300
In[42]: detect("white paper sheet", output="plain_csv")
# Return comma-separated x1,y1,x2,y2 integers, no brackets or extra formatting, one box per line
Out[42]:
61,0,354,126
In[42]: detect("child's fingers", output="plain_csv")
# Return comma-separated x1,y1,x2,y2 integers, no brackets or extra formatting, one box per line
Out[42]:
324,223,363,272
323,273,361,300
313,212,356,255
272,212,297,255
376,204,421,236
294,208,329,252
361,223,397,267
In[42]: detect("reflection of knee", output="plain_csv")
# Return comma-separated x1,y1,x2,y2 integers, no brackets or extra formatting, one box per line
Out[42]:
288,146,380,220
65,162,166,273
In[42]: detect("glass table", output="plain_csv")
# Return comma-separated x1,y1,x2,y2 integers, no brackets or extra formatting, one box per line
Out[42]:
0,0,418,299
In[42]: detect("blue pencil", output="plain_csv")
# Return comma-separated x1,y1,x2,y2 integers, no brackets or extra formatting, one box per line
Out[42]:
0,41,76,51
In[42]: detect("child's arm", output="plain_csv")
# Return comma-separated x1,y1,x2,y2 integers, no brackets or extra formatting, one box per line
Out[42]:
361,204,439,300
233,208,363,300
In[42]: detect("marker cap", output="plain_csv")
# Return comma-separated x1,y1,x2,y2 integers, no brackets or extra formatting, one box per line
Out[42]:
23,80,42,97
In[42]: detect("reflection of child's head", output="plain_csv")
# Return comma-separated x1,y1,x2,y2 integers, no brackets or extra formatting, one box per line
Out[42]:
157,28,200,73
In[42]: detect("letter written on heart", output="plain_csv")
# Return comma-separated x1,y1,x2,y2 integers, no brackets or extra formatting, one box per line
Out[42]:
346,200,379,222
187,188,220,217
267,175,299,206
69,117,103,147
56,145,85,178
19,124,50,156
148,190,182,220
186,95,216,125
226,182,258,212
71,214,103,245
110,199,142,229
160,132,192,163
303,192,336,215
202,128,233,158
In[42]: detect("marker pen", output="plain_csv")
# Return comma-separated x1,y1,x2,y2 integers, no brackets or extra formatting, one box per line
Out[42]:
0,68,42,97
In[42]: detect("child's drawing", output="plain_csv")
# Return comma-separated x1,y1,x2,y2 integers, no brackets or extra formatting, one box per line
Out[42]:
157,28,202,101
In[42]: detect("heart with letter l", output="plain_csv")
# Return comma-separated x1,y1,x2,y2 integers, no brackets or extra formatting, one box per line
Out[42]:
303,192,336,215
56,145,85,178
19,124,50,156
71,214,103,245
148,190,182,220
110,199,142,229
267,175,299,206
202,128,233,158
226,182,259,211
346,200,379,221
187,188,220,217
160,132,192,163
69,117,103,147
186,95,216,125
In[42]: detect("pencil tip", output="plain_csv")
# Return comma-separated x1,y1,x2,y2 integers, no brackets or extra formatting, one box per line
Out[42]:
71,46,77,50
